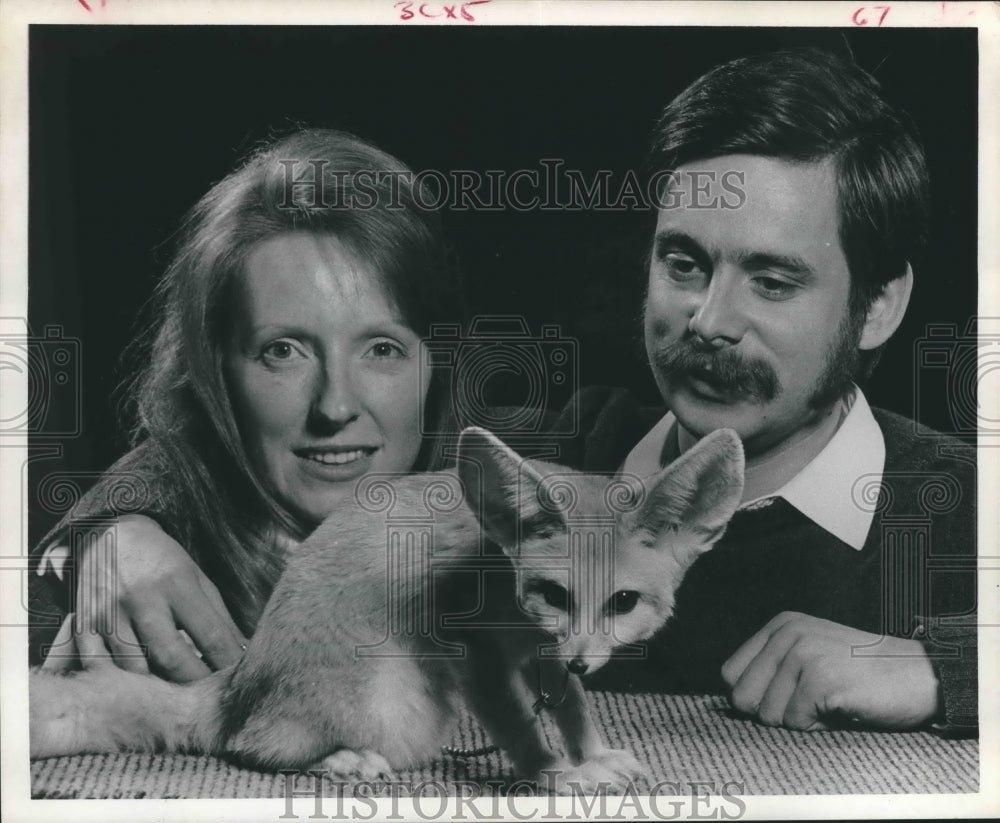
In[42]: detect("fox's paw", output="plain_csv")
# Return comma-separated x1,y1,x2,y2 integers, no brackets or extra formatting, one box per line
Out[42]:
319,748,393,780
542,748,645,795
589,747,645,781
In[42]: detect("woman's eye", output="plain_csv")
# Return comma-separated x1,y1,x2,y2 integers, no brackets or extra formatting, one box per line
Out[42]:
260,340,304,364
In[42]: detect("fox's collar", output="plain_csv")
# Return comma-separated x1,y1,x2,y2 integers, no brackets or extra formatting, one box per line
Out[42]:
621,386,886,551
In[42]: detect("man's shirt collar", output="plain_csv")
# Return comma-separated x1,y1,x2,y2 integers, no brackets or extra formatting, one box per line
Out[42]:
621,387,886,551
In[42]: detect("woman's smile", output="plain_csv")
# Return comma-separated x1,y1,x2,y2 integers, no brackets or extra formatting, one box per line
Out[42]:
296,446,376,466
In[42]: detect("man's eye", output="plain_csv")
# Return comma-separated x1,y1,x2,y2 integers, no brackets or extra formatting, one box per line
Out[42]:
753,276,797,300
368,340,405,359
662,253,704,281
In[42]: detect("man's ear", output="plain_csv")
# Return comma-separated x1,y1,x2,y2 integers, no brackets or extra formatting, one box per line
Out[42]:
859,264,913,351
456,427,552,552
633,428,744,565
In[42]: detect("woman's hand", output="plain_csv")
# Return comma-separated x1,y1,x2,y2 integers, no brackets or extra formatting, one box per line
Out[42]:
40,514,248,682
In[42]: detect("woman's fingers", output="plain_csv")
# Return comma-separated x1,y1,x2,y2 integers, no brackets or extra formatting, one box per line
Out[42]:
39,614,79,673
99,612,151,674
131,606,213,682
73,619,117,670
176,578,248,671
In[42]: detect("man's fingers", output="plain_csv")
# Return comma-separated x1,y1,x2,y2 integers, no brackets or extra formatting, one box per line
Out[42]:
132,608,212,682
727,622,807,715
755,644,809,727
782,677,833,732
721,610,805,687
175,585,248,671
725,615,935,732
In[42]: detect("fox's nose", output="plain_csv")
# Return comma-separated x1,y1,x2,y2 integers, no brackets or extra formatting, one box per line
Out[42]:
567,658,589,676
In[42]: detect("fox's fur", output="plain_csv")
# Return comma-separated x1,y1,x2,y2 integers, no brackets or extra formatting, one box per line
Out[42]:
31,427,743,790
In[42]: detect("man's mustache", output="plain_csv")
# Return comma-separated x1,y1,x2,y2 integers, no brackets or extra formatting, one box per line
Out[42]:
651,336,780,402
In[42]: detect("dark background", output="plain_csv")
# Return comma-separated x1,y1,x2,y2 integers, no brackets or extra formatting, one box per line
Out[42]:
27,25,978,542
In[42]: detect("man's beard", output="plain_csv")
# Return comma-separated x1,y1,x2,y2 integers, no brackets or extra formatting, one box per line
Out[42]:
807,304,865,410
648,306,865,411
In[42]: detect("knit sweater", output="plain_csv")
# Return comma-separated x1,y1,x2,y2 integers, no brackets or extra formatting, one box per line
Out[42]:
549,386,978,736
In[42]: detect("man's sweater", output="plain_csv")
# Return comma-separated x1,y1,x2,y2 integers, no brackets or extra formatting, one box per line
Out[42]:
550,387,978,735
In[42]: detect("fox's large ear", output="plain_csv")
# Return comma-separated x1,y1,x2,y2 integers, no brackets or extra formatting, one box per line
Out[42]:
633,428,744,566
457,427,551,552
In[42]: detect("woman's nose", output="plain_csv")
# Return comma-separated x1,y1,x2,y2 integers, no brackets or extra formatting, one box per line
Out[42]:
310,358,360,428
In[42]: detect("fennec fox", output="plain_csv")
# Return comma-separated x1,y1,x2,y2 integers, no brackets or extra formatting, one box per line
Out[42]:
31,427,743,791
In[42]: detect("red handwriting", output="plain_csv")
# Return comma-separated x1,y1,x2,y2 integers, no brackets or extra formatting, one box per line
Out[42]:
939,2,977,16
77,0,130,11
394,0,492,22
852,5,891,26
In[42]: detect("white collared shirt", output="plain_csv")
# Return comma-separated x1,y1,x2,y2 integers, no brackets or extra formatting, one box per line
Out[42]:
621,387,886,551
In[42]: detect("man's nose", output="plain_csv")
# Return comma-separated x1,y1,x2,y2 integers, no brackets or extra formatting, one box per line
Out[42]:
310,358,360,428
688,271,744,346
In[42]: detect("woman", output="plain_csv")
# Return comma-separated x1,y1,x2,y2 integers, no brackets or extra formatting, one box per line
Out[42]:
33,128,463,682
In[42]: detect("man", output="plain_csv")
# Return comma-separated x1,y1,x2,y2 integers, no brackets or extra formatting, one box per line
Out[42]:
560,48,977,736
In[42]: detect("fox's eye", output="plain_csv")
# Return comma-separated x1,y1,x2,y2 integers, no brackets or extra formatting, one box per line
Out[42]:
609,590,640,615
536,581,569,611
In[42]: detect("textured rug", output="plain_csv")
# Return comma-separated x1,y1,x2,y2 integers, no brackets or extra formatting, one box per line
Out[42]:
30,692,979,798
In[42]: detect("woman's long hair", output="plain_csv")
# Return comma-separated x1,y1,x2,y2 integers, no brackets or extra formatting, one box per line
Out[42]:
124,129,462,631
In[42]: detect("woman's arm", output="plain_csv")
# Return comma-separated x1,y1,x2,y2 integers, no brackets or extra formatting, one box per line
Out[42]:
39,514,248,681
32,446,248,681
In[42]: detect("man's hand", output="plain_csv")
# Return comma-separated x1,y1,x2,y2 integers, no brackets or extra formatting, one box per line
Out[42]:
721,611,941,731
40,514,247,682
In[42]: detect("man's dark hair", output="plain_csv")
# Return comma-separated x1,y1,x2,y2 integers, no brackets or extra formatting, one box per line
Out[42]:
648,47,930,378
